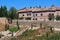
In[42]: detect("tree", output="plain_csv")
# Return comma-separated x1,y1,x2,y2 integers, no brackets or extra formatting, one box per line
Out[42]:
0,6,4,17
0,6,8,18
8,7,17,24
3,6,8,17
56,15,60,20
9,7,17,19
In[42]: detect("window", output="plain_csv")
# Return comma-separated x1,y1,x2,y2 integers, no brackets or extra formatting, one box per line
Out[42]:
48,13,52,20
33,14,35,17
33,14,37,17
36,14,37,16
23,14,24,16
52,13,54,19
36,18,37,20
33,18,37,20
33,18,34,20
41,13,43,16
52,13,54,16
27,13,31,16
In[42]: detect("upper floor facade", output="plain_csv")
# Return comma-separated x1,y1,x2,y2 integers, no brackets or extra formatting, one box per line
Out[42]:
17,6,60,21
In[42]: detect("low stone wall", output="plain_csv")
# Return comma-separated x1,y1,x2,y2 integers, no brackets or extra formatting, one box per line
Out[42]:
12,20,60,28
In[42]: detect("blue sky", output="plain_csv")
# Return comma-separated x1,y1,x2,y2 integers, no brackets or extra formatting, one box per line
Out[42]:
0,0,60,10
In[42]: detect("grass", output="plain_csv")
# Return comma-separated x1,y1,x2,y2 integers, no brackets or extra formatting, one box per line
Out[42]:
22,29,34,36
9,27,19,33
46,33,60,40
15,26,60,40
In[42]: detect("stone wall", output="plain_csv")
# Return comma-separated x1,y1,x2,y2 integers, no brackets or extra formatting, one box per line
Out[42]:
0,17,8,31
12,20,60,28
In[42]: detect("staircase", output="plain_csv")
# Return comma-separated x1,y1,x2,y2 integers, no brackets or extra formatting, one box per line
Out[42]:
15,26,29,37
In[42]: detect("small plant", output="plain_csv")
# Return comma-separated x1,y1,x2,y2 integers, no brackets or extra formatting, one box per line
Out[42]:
9,27,18,36
31,24,33,29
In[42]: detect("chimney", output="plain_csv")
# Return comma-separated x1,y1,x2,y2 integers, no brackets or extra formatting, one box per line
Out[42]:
30,6,32,8
51,5,54,7
44,6,46,8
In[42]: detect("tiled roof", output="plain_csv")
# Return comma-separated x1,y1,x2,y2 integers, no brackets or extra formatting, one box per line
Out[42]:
56,7,60,11
17,8,27,12
17,6,60,12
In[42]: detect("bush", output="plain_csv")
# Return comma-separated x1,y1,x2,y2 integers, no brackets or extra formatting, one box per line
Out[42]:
56,15,60,20
9,27,18,32
9,27,18,36
22,30,34,36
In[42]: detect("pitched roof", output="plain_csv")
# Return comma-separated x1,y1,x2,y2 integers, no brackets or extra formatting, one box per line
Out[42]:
17,6,60,12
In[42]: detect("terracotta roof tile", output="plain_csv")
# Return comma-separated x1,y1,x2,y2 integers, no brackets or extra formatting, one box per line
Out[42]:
17,7,60,12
